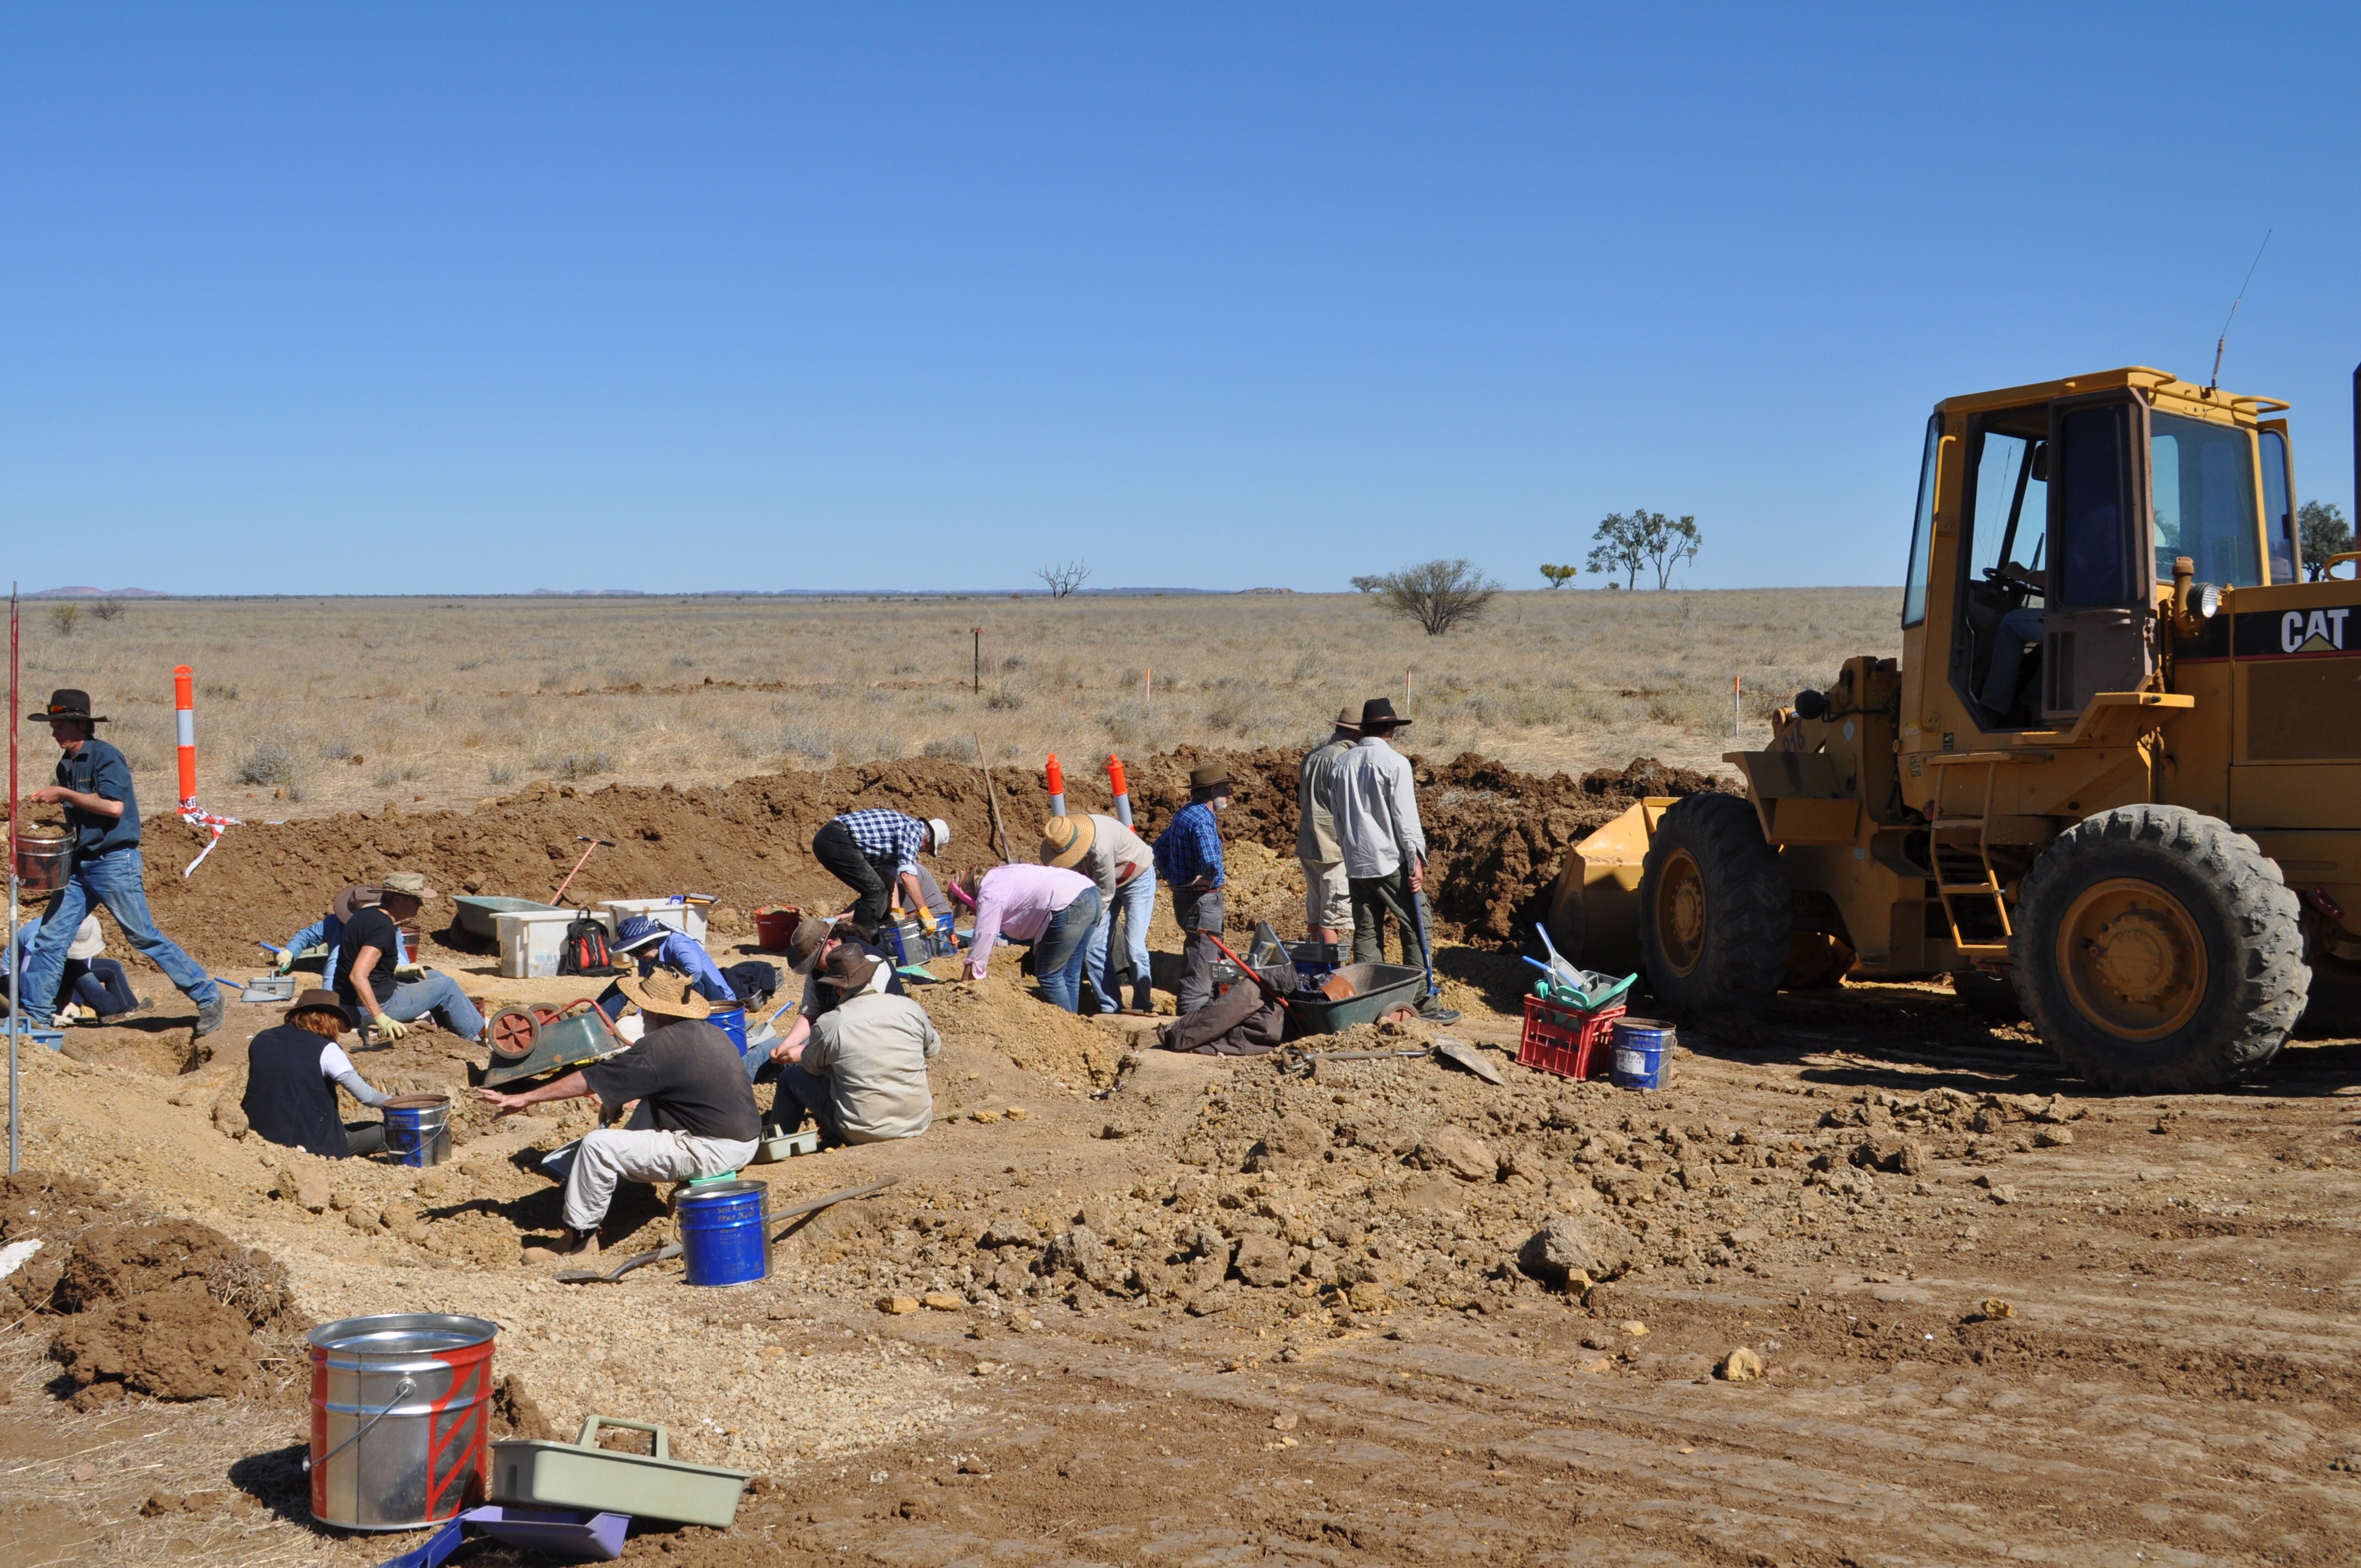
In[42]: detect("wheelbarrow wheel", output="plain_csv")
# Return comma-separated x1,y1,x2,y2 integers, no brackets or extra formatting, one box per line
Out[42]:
486,1006,542,1059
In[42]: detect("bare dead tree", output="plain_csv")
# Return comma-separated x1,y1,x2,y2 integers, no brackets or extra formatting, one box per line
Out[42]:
1372,558,1501,636
1037,559,1092,598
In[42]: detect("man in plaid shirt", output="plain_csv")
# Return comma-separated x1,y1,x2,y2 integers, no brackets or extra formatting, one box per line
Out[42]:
812,809,952,933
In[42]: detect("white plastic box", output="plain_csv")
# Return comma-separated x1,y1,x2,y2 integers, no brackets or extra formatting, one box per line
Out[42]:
495,908,614,979
598,896,711,946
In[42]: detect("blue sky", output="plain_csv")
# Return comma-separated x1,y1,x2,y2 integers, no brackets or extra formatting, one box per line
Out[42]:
3,6,2355,595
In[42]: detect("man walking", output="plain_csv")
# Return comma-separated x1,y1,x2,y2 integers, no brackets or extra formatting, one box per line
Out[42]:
17,689,222,1037
1295,707,1360,947
1326,699,1459,1023
1152,764,1233,1015
810,809,950,934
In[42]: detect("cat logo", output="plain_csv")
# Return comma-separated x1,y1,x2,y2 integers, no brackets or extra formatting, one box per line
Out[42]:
2281,608,2353,654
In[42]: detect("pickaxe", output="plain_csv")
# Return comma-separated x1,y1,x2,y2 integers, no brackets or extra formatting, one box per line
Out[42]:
551,837,617,905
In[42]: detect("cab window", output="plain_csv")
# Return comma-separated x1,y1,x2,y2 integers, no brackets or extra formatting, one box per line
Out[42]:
2151,411,2262,587
2259,427,2295,583
1901,413,1942,627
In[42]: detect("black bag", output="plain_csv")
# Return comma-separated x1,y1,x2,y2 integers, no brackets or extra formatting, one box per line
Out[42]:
557,914,620,977
723,960,780,1009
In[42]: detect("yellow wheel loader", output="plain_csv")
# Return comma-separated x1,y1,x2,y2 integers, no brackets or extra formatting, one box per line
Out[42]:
1552,364,2361,1092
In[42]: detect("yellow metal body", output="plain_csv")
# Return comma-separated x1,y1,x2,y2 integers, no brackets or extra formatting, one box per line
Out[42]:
1564,366,2361,1001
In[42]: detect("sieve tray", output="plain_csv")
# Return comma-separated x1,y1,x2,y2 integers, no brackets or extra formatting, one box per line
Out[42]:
490,1417,750,1529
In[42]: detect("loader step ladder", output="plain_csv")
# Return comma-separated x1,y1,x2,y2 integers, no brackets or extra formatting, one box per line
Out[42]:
1923,752,2014,959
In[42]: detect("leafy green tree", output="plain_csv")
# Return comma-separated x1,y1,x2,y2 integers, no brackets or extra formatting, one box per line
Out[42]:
2301,500,2352,580
1539,563,1579,589
1585,509,1704,589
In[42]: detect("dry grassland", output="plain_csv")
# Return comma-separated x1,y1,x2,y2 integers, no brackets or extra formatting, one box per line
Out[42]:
15,587,1897,818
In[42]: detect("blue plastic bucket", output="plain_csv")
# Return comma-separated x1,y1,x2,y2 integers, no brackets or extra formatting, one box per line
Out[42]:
382,1095,451,1166
1609,1018,1676,1091
709,1007,747,1052
677,1179,770,1287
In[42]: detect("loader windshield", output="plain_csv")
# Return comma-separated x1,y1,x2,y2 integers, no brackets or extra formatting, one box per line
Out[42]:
2151,411,2262,587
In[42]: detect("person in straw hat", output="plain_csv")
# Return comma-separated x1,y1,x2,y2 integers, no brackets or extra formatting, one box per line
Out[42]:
1296,706,1362,947
241,989,396,1159
1040,809,1156,1015
477,966,759,1264
1152,763,1236,1014
333,870,485,1043
17,687,224,1038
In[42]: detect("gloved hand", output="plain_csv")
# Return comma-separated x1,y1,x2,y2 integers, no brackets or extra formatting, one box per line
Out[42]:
371,1014,411,1041
915,904,938,934
273,948,297,976
394,963,425,980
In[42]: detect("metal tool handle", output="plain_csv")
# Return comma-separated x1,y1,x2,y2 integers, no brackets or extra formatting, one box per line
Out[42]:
578,1415,668,1461
304,1376,416,1470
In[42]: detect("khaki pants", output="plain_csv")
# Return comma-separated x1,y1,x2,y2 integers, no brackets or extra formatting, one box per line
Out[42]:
1301,858,1352,935
563,1128,759,1232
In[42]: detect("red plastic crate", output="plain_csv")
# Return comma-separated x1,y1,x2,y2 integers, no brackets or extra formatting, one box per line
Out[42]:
1517,995,1626,1081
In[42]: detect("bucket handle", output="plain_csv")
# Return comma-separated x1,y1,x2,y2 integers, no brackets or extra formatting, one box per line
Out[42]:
576,1415,668,1461
303,1376,417,1471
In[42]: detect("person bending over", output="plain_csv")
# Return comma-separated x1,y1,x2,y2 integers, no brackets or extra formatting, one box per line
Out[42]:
242,989,395,1158
810,809,950,933
475,967,759,1264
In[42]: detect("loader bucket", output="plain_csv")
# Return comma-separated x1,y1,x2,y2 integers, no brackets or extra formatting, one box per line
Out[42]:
1542,798,1678,976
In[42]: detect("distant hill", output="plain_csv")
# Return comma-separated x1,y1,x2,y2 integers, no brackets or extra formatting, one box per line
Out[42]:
30,586,167,598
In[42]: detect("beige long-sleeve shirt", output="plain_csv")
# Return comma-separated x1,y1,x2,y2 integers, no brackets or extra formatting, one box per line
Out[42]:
1326,736,1427,879
1296,734,1356,862
801,991,943,1143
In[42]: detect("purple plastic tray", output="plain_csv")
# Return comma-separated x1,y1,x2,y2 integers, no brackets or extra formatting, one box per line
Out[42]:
459,1504,629,1561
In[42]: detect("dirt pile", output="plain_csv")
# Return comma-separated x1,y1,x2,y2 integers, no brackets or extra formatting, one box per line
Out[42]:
50,1281,263,1404
123,748,1727,969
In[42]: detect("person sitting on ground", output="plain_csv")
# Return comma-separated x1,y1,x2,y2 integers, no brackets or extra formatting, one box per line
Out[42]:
242,989,395,1158
475,967,760,1264
810,809,951,933
958,862,1102,1012
595,914,741,1021
1152,764,1234,1014
1040,812,1156,1015
4,913,146,1025
274,884,382,988
769,944,940,1145
750,915,906,1093
334,871,486,1042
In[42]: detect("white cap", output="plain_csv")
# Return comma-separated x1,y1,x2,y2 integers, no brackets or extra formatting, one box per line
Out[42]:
68,915,104,962
927,818,951,853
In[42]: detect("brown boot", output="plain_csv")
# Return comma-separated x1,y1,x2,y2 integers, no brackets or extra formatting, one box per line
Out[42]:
522,1228,600,1265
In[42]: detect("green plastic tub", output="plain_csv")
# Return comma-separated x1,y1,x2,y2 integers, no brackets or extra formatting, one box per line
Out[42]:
490,1417,750,1528
1285,962,1427,1035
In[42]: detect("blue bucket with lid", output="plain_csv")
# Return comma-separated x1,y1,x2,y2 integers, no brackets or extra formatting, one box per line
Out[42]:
677,1179,770,1287
1609,1017,1676,1091
709,1006,747,1052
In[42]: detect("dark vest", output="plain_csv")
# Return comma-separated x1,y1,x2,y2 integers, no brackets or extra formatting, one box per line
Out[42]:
242,1026,349,1158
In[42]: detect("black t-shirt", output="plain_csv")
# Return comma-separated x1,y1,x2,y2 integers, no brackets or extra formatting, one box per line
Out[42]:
334,907,405,1011
580,1019,760,1142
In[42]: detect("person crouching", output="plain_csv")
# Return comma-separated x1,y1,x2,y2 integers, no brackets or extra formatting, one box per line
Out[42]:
474,967,759,1264
242,989,396,1158
770,944,940,1145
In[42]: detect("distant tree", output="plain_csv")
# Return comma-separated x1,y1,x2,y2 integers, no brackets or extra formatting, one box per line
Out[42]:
1348,574,1385,594
89,597,125,622
1037,559,1091,598
1372,559,1500,637
1584,508,1702,590
46,602,80,635
2302,501,2352,580
1539,563,1579,590
1645,514,1702,589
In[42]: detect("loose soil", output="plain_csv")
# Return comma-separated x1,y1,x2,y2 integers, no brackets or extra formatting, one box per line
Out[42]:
1,750,2357,1566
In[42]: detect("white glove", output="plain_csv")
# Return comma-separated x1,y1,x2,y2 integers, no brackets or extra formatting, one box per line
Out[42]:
371,1014,411,1041
273,949,297,976
394,963,425,980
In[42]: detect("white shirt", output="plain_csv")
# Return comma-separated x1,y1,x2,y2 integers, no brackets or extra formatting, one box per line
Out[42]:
1326,736,1427,879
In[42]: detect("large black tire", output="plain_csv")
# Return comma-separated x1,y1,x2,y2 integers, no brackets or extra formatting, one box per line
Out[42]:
1638,793,1792,1018
2011,805,2308,1092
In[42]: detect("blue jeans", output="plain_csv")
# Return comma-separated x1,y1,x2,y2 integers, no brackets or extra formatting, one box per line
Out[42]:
1033,888,1103,1013
1086,872,1155,1013
19,848,216,1027
761,1058,841,1142
374,972,485,1042
1981,606,2044,711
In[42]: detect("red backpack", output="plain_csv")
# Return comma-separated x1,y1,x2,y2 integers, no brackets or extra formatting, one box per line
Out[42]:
557,915,619,976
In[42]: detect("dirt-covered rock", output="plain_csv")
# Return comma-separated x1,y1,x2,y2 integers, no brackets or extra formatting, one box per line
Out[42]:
1231,1232,1293,1288
1517,1212,1635,1288
1407,1129,1496,1183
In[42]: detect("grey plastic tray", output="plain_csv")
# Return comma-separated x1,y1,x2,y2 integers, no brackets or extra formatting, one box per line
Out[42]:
490,1417,750,1528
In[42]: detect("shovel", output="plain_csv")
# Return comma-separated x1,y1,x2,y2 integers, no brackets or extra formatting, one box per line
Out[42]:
555,1174,903,1284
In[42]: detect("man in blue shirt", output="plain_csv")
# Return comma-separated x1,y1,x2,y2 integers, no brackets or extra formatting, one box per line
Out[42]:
1152,764,1233,1014
811,809,950,934
597,914,739,1020
17,689,222,1037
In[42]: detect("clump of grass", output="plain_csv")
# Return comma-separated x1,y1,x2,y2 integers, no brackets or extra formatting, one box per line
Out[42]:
985,689,1025,711
233,739,304,791
923,736,978,762
777,725,833,764
318,739,354,761
200,682,239,701
486,761,517,786
89,598,124,623
536,750,614,781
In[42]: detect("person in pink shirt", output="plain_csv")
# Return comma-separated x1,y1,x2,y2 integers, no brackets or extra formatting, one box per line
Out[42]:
955,863,1103,1012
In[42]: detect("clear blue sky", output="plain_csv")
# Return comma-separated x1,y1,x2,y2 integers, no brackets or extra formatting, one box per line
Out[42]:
4,6,2355,595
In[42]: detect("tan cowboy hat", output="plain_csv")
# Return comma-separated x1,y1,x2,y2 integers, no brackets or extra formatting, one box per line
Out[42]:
1331,706,1362,731
331,884,383,922
379,871,437,902
1039,814,1095,870
1189,764,1234,792
614,966,713,1021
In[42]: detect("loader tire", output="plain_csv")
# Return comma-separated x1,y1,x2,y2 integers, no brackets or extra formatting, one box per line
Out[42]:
1638,793,1791,1019
2012,805,2308,1092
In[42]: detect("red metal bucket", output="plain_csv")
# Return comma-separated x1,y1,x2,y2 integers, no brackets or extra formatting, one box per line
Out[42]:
753,906,802,952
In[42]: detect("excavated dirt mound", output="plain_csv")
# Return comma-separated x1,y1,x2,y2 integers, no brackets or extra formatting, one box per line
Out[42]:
117,748,1727,970
57,1217,296,1331
50,1279,262,1404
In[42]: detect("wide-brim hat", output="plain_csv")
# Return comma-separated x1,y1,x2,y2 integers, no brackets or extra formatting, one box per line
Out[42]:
927,818,952,853
818,944,883,993
27,688,107,724
1040,814,1094,869
331,884,383,922
1189,765,1234,793
614,914,668,954
615,966,713,1020
380,870,437,902
1331,707,1363,731
287,989,347,1023
786,916,833,975
1358,698,1411,729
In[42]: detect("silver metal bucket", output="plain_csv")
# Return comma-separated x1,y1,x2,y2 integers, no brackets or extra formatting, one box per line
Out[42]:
307,1313,497,1531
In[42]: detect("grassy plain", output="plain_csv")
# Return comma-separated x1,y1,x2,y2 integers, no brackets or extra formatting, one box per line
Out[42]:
13,587,1899,819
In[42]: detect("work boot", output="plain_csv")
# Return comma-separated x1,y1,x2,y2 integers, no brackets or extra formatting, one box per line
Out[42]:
1415,994,1461,1026
194,994,226,1040
1129,981,1155,1015
97,999,152,1026
523,1228,600,1265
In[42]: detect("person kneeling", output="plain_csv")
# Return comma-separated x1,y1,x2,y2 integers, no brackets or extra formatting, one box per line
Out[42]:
242,989,396,1157
770,946,939,1145
475,967,759,1264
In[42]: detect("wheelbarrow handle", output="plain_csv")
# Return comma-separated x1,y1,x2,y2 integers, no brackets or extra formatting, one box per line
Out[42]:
1201,932,1288,1004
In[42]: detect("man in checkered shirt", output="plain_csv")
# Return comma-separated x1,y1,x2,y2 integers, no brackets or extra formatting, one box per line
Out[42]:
812,809,953,933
